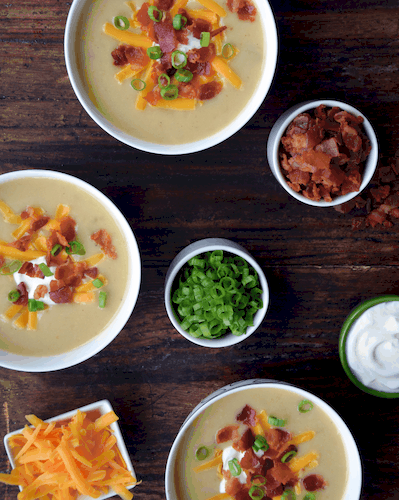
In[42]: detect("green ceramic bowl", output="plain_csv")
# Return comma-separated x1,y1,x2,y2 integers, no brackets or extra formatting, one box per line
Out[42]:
339,295,399,398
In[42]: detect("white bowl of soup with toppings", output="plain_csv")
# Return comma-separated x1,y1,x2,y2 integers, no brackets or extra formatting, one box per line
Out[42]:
64,0,278,154
165,379,362,500
0,170,141,372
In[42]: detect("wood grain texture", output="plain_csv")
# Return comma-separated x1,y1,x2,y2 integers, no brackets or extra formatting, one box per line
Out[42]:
1,0,399,498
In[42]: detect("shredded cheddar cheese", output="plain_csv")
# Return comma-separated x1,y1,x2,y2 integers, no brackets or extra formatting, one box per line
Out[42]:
0,410,138,500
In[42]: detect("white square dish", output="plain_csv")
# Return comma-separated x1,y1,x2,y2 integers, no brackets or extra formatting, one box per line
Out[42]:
3,399,137,500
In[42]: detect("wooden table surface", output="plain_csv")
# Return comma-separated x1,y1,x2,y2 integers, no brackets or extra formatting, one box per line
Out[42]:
1,0,399,498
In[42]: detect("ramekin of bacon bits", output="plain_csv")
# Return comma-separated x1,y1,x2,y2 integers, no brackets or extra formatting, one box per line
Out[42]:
267,100,378,207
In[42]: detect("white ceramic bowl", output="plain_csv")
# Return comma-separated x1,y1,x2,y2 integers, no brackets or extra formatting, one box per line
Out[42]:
164,238,269,347
64,0,278,155
0,170,141,372
4,399,137,500
266,99,378,207
165,379,362,500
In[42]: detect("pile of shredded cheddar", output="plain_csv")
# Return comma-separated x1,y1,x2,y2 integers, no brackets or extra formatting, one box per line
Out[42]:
0,410,137,500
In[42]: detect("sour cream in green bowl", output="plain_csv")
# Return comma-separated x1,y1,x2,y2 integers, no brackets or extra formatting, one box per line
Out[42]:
339,295,399,398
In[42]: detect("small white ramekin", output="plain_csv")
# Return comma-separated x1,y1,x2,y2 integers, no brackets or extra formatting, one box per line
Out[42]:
4,399,137,500
266,99,379,207
64,0,278,155
165,379,362,500
164,238,269,348
0,169,141,372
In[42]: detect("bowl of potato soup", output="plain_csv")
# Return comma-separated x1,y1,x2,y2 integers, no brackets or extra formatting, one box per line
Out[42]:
165,379,362,500
0,170,141,372
64,0,278,154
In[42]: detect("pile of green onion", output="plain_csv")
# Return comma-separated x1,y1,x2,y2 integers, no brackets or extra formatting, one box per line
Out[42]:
171,250,263,339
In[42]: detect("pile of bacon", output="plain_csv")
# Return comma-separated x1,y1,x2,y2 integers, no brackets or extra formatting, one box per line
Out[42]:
216,405,325,499
334,158,399,229
3,207,116,305
279,105,372,202
111,0,255,105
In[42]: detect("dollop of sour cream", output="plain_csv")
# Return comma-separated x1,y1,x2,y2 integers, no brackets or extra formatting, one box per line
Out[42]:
219,446,264,493
346,301,399,392
219,447,246,493
14,256,56,306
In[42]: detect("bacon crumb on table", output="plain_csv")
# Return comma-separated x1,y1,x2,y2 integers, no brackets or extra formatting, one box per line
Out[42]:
279,105,372,203
334,158,399,229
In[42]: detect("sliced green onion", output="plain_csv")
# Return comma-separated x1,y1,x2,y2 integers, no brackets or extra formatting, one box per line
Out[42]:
222,43,235,59
281,450,297,463
0,260,22,275
268,416,286,427
51,244,62,256
228,458,241,477
195,446,209,460
92,278,104,289
251,475,266,486
38,263,54,277
147,46,163,60
99,291,107,308
148,5,162,22
171,50,187,69
28,299,45,312
65,241,86,256
281,491,296,500
252,435,269,452
160,84,179,100
298,400,314,413
131,78,146,91
113,15,130,30
200,31,210,47
171,250,262,340
175,68,193,83
173,14,187,29
249,486,264,500
8,290,20,302
303,494,316,500
158,73,170,88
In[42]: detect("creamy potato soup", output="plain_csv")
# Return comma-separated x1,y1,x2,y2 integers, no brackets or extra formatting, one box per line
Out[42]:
75,0,265,145
174,387,348,500
0,177,129,356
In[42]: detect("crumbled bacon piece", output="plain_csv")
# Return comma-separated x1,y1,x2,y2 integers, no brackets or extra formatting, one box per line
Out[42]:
55,261,87,288
227,0,257,21
153,15,178,54
8,235,31,252
14,283,28,306
49,286,73,304
84,267,99,279
216,425,239,443
91,229,118,259
199,81,222,100
303,474,327,491
34,285,48,300
236,404,257,427
233,428,254,452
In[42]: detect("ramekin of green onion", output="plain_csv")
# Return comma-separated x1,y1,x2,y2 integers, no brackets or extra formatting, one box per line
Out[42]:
164,238,269,347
